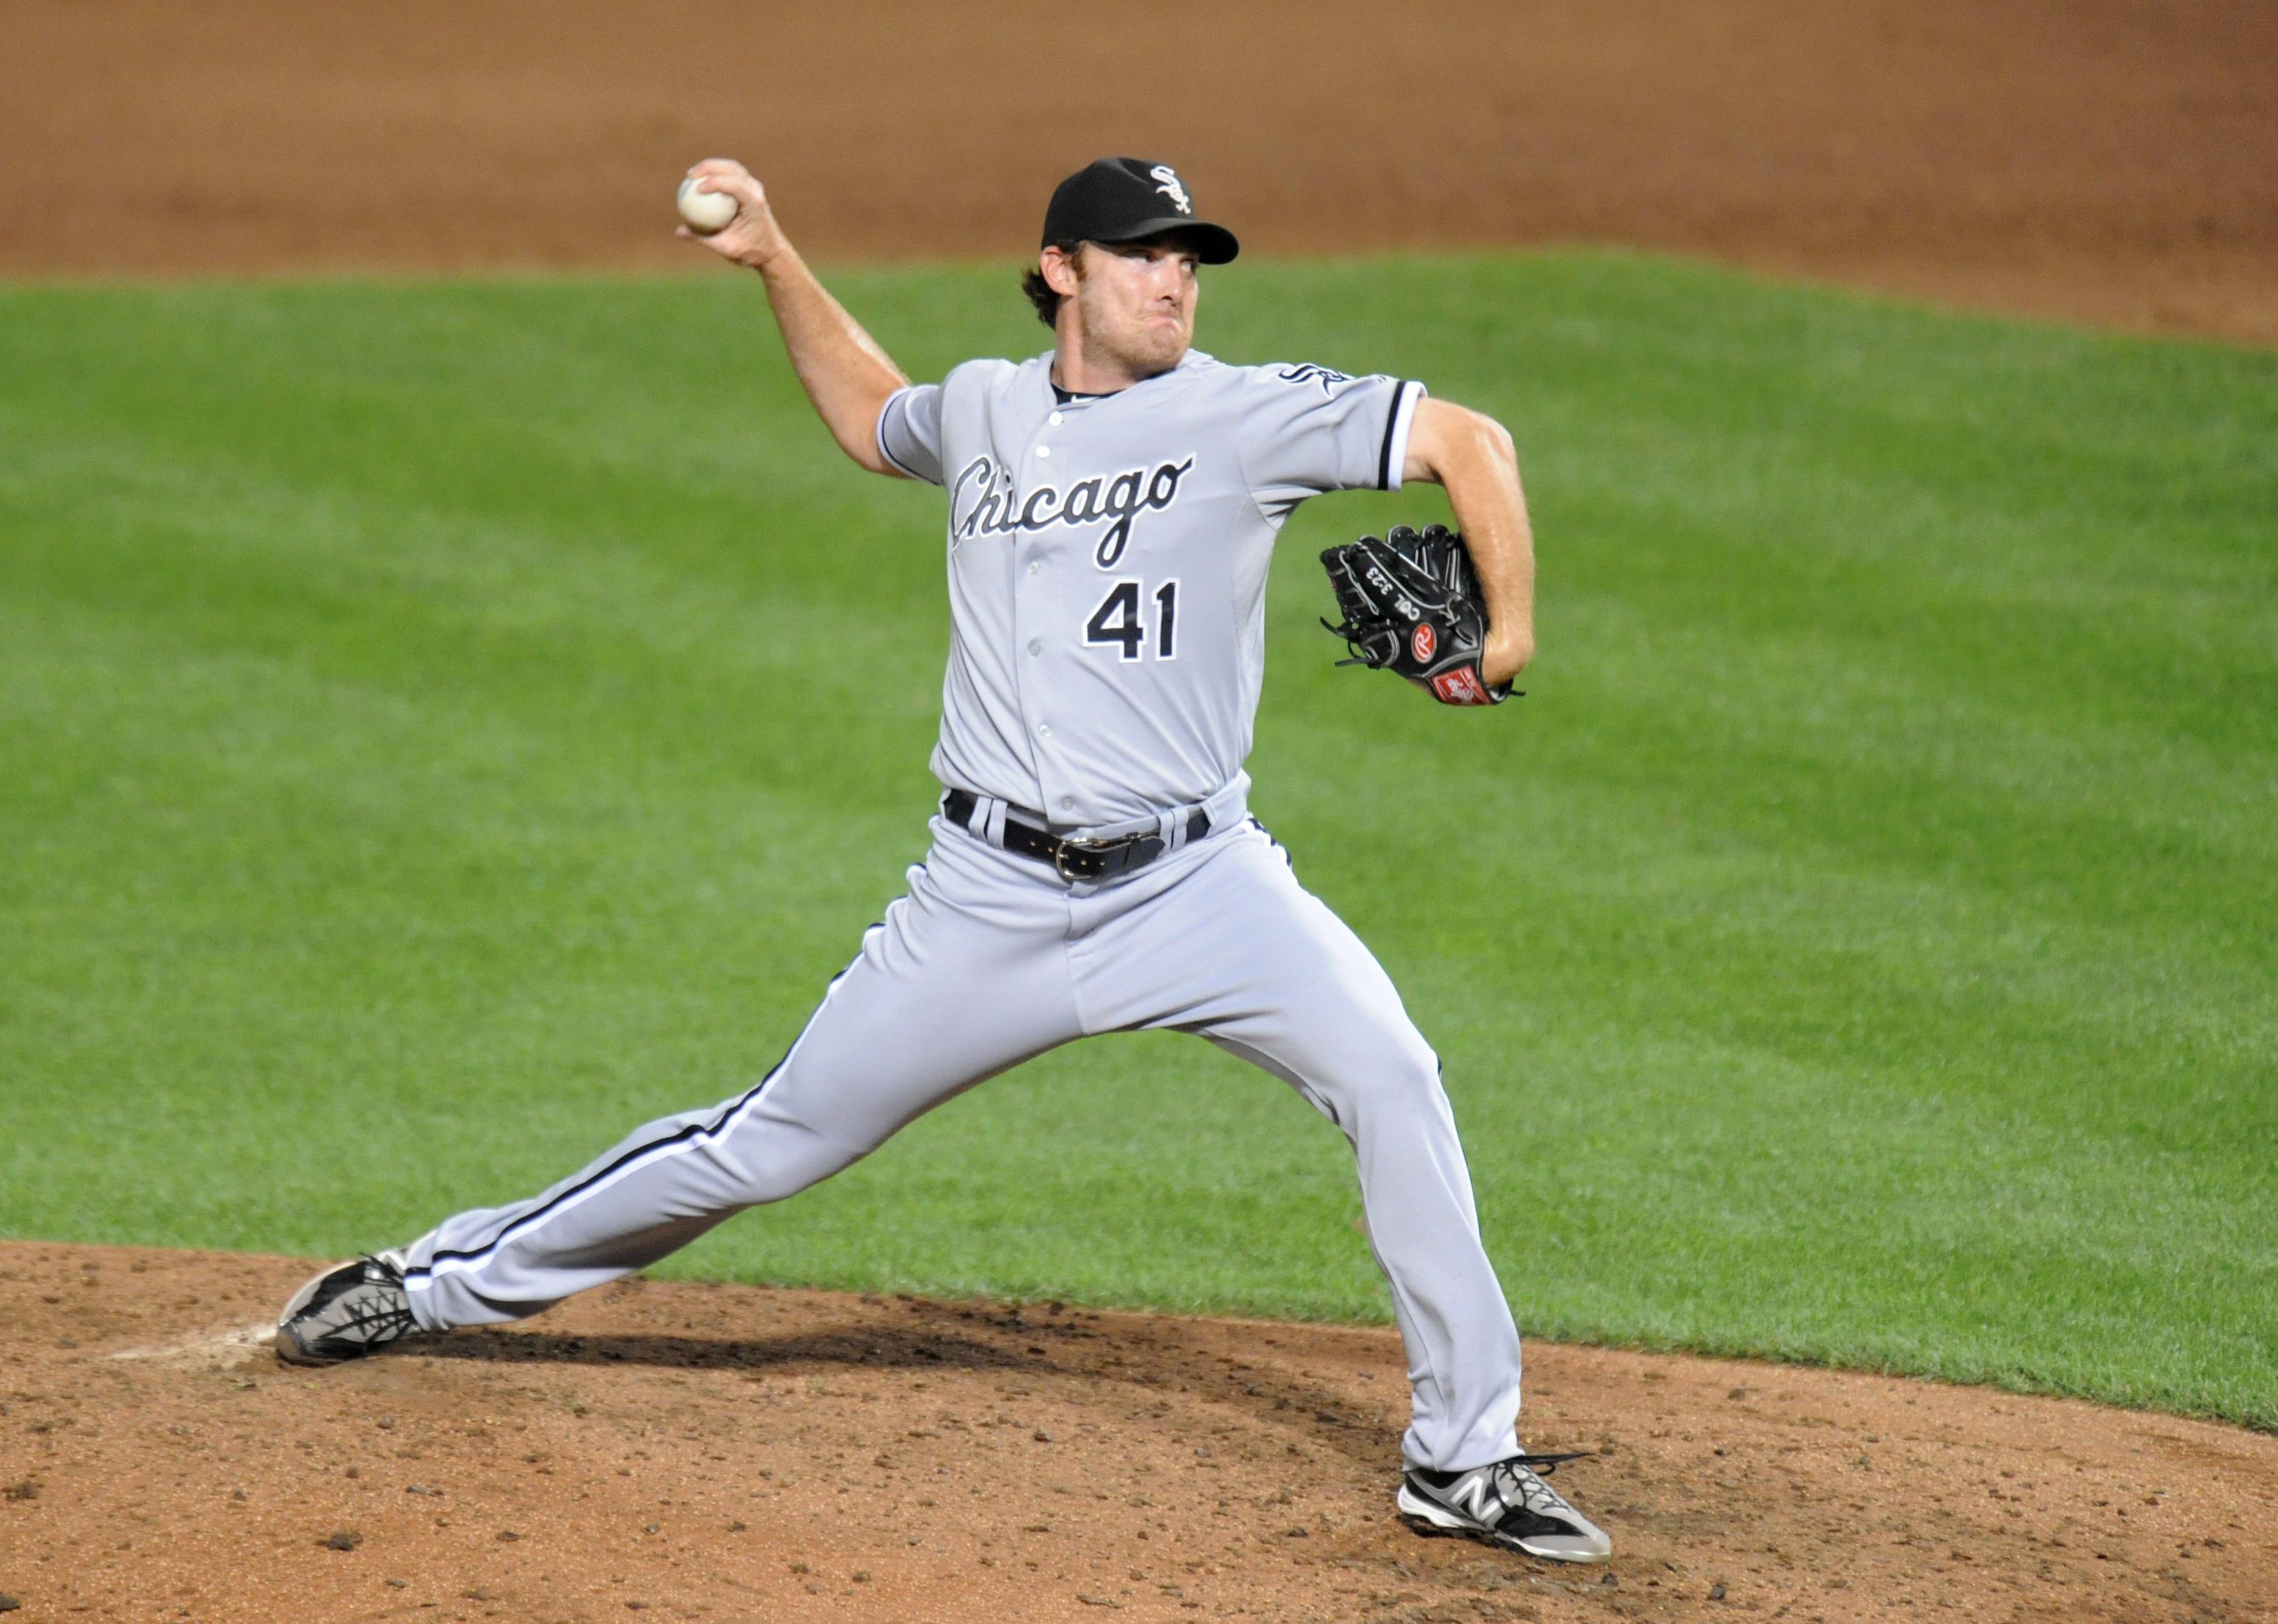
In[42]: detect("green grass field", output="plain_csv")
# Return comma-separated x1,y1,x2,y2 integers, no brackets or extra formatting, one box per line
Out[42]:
3,254,2273,1428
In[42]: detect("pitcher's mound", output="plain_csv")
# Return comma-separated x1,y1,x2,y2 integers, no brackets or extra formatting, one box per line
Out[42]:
3,1243,2271,1621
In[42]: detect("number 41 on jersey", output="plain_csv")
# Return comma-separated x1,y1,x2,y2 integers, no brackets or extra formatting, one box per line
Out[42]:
1085,579,1178,661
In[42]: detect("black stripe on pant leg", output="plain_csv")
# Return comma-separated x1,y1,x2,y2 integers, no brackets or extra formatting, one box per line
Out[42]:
402,922,885,1282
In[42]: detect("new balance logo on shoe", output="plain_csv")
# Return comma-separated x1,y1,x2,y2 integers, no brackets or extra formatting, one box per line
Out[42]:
1396,1451,1613,1563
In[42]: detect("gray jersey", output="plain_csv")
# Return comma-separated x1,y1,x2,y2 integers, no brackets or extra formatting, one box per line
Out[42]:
877,351,1424,828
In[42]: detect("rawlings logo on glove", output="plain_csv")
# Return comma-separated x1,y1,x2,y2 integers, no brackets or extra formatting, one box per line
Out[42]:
1319,523,1517,707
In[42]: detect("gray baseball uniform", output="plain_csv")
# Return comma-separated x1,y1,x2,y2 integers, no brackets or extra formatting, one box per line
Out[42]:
395,349,1528,1473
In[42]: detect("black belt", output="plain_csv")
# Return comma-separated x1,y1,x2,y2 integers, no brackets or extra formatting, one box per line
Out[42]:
942,789,1209,882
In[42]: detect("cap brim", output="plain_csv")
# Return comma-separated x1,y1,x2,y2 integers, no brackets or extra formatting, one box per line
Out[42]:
1090,217,1240,264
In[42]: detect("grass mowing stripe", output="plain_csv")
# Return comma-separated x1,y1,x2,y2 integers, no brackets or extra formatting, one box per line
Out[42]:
2,252,2272,1426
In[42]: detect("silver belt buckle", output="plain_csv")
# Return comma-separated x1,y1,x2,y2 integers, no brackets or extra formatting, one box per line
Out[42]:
1054,836,1119,882
1054,830,1167,882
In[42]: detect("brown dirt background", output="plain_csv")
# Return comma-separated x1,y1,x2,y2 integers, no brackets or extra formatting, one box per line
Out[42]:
5,0,2276,344
7,5,2278,1618
3,1245,2275,1623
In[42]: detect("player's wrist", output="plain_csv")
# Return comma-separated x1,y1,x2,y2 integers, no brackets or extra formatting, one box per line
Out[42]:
1483,630,1532,687
742,240,795,276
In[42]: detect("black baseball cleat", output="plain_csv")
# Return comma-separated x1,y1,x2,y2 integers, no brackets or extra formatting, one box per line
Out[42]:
275,1255,424,1366
1398,1450,1613,1562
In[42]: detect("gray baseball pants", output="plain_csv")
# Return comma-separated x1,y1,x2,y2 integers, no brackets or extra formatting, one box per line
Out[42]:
397,813,1525,1471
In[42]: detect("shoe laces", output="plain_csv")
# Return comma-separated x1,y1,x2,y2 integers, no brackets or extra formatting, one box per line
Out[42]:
341,1290,418,1340
330,1258,416,1340
1491,1451,1588,1518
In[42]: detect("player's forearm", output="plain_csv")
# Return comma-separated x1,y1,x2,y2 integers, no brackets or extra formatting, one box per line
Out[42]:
752,246,909,474
1431,415,1536,684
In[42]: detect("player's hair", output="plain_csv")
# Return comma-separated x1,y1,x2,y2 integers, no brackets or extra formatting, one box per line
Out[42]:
1022,241,1086,327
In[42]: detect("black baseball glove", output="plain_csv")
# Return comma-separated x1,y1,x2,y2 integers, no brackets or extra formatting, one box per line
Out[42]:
1319,523,1517,706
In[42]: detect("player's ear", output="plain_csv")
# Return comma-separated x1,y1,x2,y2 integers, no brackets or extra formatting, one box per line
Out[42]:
1041,244,1083,299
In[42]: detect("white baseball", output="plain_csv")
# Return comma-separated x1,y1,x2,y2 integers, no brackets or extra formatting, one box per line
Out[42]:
677,177,738,234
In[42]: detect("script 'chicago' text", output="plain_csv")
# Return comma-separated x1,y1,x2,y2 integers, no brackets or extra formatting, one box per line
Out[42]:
950,454,1196,568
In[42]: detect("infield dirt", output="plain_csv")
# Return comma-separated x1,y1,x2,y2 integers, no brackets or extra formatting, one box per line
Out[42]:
6,0,2276,345
2,1244,2273,1623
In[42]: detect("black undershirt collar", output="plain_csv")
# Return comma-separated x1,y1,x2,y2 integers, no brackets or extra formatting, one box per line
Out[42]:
1052,355,1194,404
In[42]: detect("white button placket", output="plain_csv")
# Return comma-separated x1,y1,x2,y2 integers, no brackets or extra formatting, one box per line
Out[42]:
1012,398,1069,822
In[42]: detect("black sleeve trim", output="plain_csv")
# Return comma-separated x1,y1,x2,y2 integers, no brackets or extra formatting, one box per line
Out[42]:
1377,380,1416,491
875,391,929,482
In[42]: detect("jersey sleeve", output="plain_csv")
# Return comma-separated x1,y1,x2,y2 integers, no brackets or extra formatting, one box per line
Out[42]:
1237,365,1426,512
876,383,947,485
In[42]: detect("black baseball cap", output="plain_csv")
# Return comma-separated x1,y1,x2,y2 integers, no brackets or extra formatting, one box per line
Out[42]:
1040,158,1240,264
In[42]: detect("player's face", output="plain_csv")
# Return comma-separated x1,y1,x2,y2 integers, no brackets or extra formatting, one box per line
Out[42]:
1069,238,1201,375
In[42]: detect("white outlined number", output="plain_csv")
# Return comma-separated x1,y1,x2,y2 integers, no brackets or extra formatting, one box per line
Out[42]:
1084,579,1179,662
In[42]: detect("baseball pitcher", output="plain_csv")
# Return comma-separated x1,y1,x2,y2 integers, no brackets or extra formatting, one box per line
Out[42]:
276,156,1608,1564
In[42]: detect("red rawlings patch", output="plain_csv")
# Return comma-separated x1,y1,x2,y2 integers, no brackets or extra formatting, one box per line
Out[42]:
1429,667,1494,706
1410,622,1437,663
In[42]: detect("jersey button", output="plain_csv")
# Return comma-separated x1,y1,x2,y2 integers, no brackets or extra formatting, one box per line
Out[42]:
1027,560,1042,575
1048,411,1065,426
1035,445,1052,459
1060,797,1075,811
1027,639,1041,656
1036,722,1052,738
